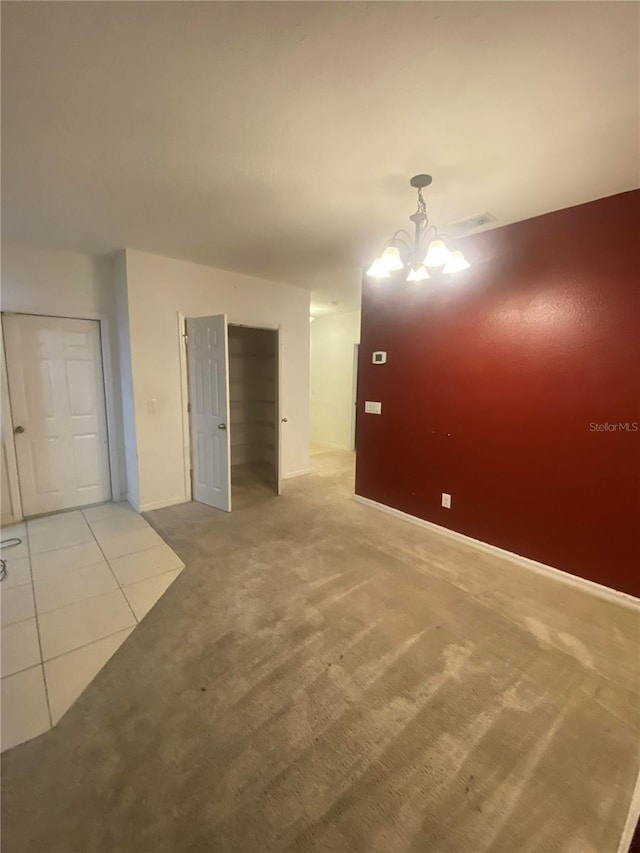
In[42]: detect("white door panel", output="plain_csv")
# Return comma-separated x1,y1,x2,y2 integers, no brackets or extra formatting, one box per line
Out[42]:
3,314,111,516
186,315,231,511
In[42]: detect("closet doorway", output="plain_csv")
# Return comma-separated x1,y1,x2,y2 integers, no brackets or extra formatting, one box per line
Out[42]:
228,325,279,501
184,315,281,513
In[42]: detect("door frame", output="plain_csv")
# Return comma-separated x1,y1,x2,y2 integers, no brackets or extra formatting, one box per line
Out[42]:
350,343,360,452
1,310,120,521
275,325,283,495
1,321,22,524
178,312,283,502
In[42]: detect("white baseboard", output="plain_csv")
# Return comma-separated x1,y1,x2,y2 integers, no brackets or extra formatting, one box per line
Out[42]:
353,494,640,611
282,468,312,480
138,496,191,513
112,497,135,511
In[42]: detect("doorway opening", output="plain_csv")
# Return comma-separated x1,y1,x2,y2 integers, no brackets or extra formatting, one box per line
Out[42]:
184,314,281,513
228,325,279,503
351,343,360,452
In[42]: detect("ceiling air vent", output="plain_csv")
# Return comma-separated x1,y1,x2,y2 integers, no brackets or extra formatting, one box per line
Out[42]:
448,211,498,236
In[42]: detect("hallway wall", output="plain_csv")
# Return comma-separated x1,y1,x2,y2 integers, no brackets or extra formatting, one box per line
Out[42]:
310,311,360,450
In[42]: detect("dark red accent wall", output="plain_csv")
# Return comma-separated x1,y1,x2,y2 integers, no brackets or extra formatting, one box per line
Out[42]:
355,190,640,597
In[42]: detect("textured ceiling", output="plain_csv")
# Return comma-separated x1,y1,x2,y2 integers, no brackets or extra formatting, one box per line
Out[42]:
2,2,638,312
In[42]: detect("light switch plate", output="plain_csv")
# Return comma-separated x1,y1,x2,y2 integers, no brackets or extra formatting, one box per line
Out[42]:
441,493,452,509
365,401,382,415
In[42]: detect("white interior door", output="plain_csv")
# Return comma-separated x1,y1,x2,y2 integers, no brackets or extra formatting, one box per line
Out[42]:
186,315,231,511
3,314,111,516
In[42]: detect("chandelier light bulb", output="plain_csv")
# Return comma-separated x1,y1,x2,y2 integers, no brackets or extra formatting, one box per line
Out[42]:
423,239,452,268
366,258,391,279
442,250,471,274
380,246,404,271
366,174,468,284
406,265,430,282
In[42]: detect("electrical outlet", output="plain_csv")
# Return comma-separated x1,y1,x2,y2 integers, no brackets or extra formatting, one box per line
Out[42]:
441,493,451,509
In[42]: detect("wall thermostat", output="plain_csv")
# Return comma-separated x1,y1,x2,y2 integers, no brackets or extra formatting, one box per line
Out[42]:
372,351,387,364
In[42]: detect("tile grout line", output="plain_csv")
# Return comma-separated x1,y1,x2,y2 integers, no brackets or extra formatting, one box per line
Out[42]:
29,534,98,558
3,628,136,680
24,519,54,730
36,561,183,600
41,626,135,667
31,531,175,580
1,662,43,682
27,508,143,558
32,559,113,585
82,508,140,626
35,588,131,620
30,564,185,625
26,504,136,528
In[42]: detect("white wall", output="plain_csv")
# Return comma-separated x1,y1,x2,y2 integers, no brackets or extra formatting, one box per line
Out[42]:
0,240,127,505
123,249,310,511
113,251,139,508
1,240,113,317
310,311,361,450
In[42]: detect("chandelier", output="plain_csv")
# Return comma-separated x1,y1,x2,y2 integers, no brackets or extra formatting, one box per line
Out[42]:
366,174,470,282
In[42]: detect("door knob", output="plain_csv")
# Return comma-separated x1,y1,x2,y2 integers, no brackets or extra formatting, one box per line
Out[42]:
14,425,25,434
218,423,226,430
281,418,288,423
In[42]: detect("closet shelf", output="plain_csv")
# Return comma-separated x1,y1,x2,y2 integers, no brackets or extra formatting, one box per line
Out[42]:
230,420,276,427
230,399,276,404
231,441,276,450
229,400,276,406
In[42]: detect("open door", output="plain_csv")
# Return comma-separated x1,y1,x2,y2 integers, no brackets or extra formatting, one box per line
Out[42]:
185,315,231,512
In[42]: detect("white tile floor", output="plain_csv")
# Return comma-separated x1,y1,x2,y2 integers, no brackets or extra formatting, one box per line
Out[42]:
0,503,184,751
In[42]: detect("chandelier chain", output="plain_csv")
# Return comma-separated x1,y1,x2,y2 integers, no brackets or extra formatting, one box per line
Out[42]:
416,187,427,218
415,187,429,247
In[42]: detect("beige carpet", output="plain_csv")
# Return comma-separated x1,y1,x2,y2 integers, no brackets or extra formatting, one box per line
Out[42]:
2,450,639,852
